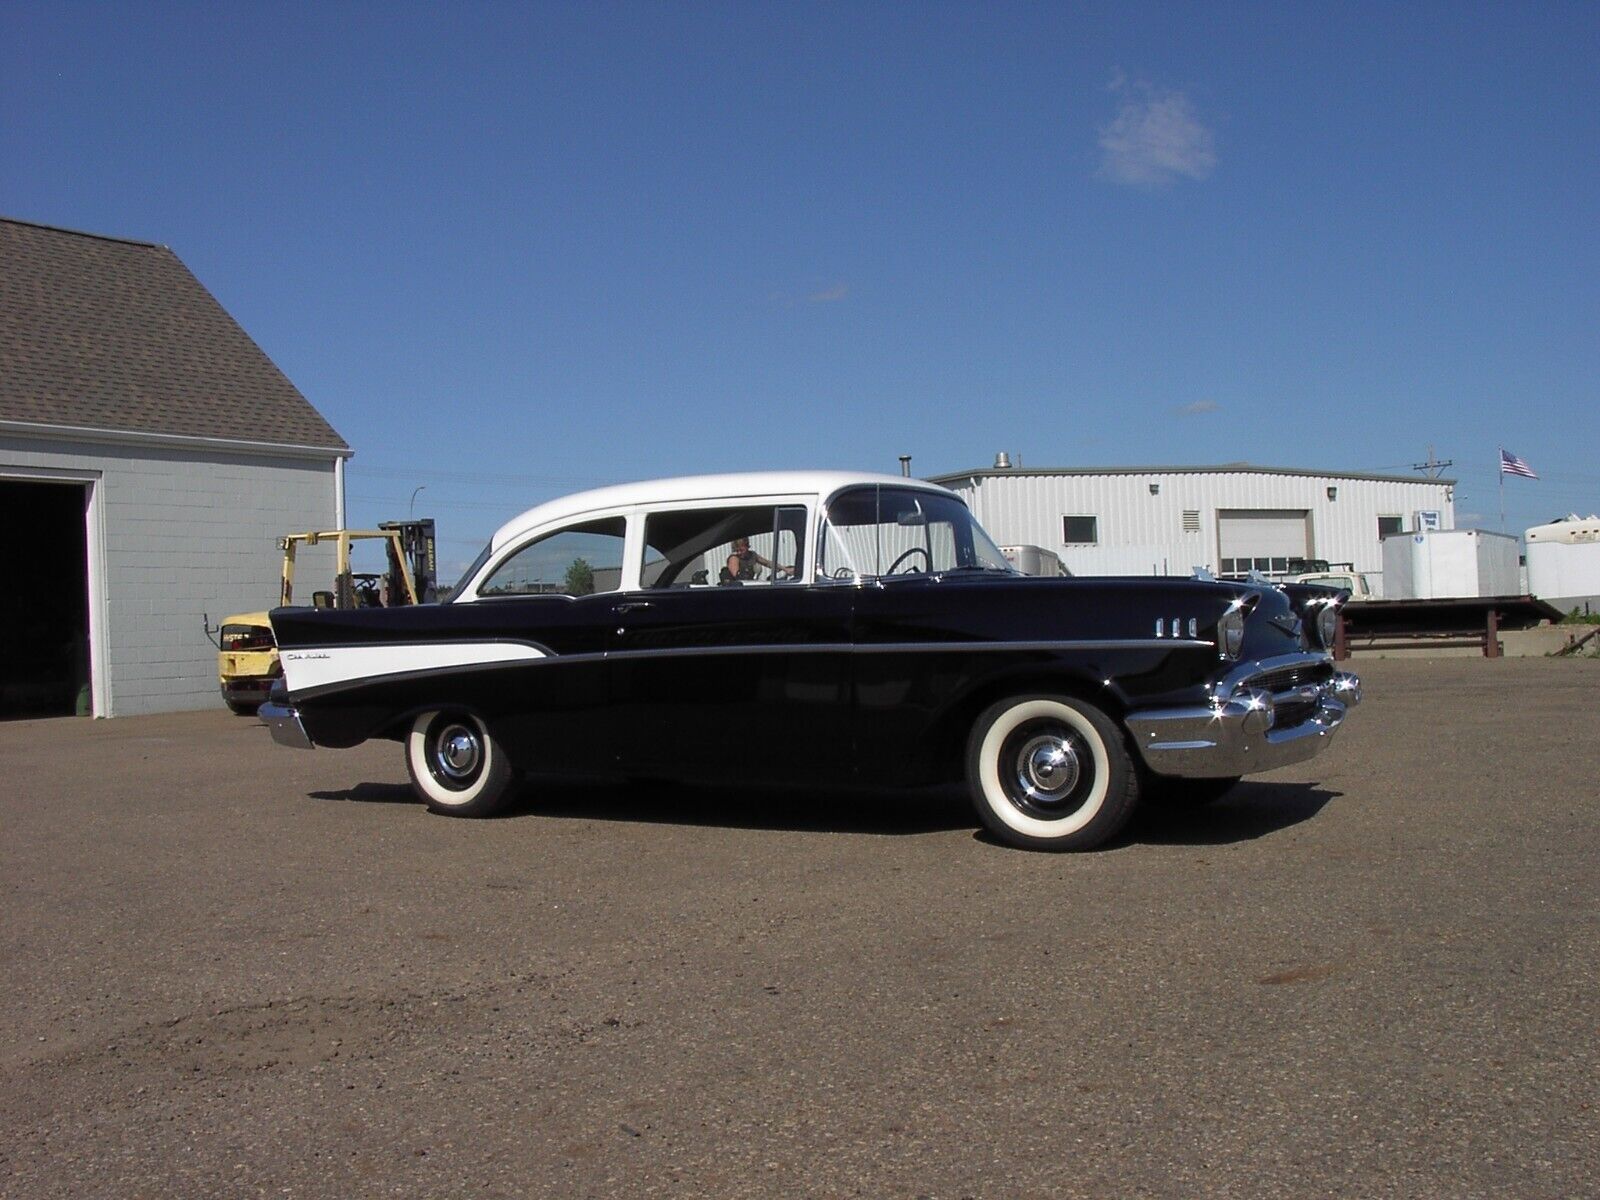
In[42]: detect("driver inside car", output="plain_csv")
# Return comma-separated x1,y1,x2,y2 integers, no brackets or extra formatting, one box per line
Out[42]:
720,536,790,583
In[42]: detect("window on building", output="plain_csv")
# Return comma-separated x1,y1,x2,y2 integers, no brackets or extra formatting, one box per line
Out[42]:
1218,556,1293,575
1377,515,1404,539
1062,515,1098,545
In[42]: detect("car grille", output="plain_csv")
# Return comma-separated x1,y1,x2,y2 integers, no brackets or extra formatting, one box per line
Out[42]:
1250,662,1334,693
1273,697,1321,728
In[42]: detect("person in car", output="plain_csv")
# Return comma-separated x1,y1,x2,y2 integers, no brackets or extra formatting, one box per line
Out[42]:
721,536,788,583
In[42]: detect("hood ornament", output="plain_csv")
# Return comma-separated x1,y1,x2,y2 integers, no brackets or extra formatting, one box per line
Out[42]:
1269,613,1303,639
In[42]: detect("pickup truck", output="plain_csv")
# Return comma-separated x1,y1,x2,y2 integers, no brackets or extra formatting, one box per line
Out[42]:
1287,570,1376,601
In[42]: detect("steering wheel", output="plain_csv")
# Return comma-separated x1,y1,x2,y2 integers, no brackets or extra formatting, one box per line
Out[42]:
832,566,855,579
886,546,931,575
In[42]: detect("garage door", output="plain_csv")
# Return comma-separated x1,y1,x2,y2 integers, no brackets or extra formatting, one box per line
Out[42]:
1217,510,1309,575
1,480,91,719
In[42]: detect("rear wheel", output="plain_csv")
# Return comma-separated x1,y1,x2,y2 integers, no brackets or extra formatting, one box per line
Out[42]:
965,695,1139,851
405,710,515,817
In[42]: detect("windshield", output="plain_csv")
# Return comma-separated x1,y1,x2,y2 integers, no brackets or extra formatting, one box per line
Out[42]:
818,487,1015,580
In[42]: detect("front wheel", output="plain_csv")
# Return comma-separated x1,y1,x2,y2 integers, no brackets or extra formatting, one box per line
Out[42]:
405,710,516,817
965,695,1139,851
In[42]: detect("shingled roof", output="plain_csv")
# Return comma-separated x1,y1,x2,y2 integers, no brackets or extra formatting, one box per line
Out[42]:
0,217,348,453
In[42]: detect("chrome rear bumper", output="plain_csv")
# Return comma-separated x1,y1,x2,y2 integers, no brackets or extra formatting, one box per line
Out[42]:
259,698,314,750
1127,655,1361,779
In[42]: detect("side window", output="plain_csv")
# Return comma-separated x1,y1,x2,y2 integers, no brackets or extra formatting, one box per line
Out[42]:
1377,515,1404,539
641,505,807,588
479,517,627,597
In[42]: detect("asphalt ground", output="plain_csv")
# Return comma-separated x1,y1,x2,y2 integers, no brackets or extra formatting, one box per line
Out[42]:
3,657,1597,1199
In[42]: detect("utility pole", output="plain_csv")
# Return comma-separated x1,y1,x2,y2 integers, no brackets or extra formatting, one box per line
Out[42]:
1411,445,1453,478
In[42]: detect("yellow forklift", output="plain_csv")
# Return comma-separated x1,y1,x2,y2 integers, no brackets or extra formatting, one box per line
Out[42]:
207,520,436,714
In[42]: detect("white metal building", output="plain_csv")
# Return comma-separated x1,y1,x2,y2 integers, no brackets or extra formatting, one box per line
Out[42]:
0,218,350,718
927,462,1456,592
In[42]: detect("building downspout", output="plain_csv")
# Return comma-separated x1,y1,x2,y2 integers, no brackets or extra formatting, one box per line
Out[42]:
334,455,347,529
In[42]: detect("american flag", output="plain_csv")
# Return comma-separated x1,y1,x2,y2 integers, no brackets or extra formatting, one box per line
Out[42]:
1499,448,1538,479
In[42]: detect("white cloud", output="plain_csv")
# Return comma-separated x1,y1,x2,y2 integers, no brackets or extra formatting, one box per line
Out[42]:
808,283,848,303
1098,77,1216,187
1178,399,1220,415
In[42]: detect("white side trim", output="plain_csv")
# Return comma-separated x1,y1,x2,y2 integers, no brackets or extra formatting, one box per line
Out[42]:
280,642,547,694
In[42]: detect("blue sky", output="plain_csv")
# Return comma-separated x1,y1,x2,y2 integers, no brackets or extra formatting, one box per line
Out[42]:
4,2,1595,575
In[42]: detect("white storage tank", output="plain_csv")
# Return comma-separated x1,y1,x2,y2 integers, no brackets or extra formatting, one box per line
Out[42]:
1381,529,1521,599
1526,514,1600,615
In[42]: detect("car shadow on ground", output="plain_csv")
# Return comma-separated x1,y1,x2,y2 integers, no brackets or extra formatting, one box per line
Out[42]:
1119,780,1339,848
306,778,973,835
307,782,419,805
523,779,978,837
308,776,1338,847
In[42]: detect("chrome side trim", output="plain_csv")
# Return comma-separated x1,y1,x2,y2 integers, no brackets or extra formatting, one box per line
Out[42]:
280,637,1213,703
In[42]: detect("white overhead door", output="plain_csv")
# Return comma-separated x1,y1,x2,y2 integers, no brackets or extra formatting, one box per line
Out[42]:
1218,510,1309,574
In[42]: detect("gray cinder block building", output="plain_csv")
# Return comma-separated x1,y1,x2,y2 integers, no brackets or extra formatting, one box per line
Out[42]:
0,217,350,718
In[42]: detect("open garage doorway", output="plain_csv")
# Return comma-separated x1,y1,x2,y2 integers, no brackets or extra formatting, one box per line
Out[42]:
1,480,92,719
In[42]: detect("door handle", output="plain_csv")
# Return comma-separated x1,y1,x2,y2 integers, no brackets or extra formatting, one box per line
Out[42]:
614,600,653,614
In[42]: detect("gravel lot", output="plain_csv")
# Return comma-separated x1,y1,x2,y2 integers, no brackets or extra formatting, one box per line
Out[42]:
4,657,1596,1198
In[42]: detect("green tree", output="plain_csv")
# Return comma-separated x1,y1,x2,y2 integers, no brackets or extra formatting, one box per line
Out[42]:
564,557,595,596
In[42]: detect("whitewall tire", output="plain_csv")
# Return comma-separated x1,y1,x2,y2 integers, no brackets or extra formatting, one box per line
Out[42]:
405,710,516,817
965,695,1139,851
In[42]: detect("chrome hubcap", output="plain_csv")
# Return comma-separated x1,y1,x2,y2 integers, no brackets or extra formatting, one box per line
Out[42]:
433,723,482,784
1015,733,1080,804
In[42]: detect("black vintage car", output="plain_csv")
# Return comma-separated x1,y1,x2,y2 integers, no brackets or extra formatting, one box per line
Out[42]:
262,472,1360,851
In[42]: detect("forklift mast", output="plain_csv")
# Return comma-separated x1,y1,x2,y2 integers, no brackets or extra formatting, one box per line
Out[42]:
277,521,438,610
380,520,438,604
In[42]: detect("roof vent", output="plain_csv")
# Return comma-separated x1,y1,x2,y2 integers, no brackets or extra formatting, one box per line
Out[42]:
994,451,1012,469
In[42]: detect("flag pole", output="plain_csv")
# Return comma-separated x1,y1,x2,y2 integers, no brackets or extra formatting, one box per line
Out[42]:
1498,448,1505,533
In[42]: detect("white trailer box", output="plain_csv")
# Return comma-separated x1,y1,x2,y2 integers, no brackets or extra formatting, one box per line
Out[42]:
1381,529,1520,599
1000,544,1066,577
1525,514,1600,614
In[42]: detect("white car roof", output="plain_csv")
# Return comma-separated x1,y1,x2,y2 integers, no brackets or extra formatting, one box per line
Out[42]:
490,470,959,550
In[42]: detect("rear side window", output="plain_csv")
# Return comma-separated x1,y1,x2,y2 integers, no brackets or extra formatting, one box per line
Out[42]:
479,518,628,597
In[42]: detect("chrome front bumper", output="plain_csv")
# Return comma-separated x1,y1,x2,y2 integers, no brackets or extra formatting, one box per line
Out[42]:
259,697,314,750
1127,655,1361,779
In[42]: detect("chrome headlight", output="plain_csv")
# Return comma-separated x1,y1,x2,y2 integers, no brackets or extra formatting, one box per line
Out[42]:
1316,605,1339,649
1218,608,1246,659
